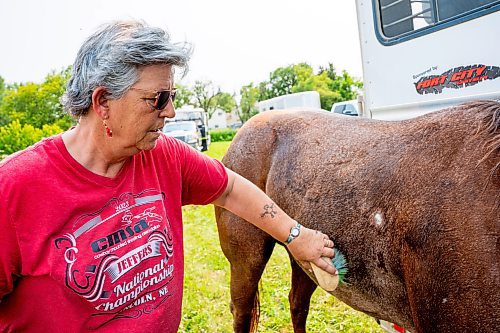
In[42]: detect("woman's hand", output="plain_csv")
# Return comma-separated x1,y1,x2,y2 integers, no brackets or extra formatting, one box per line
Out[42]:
286,226,337,275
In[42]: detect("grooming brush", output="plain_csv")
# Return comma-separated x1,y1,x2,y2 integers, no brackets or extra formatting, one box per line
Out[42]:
310,248,348,291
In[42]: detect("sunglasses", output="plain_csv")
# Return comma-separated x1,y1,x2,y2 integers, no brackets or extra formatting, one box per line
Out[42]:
130,87,177,110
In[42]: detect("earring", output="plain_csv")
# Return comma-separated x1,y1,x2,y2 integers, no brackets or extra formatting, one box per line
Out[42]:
103,119,113,138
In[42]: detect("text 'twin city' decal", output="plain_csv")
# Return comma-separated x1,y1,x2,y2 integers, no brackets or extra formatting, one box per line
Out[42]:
414,64,500,95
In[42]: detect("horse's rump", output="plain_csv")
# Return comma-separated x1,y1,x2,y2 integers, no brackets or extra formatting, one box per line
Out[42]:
219,100,500,332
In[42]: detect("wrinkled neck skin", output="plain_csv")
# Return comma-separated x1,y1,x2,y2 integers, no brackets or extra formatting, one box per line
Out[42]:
62,116,130,178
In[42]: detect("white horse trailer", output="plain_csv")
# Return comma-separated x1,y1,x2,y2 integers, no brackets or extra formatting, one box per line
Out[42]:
257,91,322,113
356,0,500,120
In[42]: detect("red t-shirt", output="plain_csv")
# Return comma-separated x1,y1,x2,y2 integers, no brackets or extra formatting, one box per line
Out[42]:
0,134,227,332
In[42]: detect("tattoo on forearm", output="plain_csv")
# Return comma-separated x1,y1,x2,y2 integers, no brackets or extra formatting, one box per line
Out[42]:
260,203,277,219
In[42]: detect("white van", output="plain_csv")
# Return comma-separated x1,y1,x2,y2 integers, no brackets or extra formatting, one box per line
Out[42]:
331,100,359,116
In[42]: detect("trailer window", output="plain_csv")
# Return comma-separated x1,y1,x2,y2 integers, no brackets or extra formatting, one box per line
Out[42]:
376,0,500,43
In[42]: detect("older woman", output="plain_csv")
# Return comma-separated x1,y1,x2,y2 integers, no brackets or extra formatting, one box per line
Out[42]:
0,21,336,332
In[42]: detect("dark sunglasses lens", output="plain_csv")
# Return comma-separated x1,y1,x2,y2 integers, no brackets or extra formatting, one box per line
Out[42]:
156,91,171,110
170,90,176,102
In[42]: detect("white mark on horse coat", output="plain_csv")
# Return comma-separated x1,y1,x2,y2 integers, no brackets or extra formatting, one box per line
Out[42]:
373,212,384,228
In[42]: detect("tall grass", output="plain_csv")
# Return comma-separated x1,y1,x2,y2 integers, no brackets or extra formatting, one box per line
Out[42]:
179,141,383,332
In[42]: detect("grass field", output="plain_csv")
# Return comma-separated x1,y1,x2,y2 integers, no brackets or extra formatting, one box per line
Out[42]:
179,141,384,333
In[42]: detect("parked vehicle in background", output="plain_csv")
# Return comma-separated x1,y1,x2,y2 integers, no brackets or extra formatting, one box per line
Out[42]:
163,106,210,151
162,121,204,151
331,100,359,116
257,91,322,112
229,122,242,129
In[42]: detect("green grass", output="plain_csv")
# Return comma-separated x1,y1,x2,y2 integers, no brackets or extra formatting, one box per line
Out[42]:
179,141,383,332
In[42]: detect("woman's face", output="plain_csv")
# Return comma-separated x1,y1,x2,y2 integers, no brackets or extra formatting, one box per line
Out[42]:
108,64,175,154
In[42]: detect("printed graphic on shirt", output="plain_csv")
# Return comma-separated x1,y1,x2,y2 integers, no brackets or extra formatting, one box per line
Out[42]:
54,189,176,327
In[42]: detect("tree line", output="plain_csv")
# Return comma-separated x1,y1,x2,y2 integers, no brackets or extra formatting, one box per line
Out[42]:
0,63,361,156
238,63,362,122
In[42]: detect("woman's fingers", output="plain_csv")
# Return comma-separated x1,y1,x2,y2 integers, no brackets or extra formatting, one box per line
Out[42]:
324,239,334,248
313,257,337,275
322,246,335,258
287,226,337,277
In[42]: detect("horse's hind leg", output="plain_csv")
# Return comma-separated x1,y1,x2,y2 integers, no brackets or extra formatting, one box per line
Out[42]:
289,256,317,333
216,208,276,333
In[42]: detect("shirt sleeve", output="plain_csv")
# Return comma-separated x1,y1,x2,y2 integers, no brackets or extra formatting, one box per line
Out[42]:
175,141,228,206
0,198,22,301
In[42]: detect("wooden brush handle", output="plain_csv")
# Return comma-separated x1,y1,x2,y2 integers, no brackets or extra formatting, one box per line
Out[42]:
310,257,339,292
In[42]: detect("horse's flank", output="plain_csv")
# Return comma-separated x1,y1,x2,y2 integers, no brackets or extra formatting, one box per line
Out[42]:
216,100,500,333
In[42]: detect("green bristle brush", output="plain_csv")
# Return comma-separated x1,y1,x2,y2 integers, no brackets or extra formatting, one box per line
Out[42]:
310,248,348,292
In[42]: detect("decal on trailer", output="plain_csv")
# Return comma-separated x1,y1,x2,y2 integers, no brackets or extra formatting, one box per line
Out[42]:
414,65,500,95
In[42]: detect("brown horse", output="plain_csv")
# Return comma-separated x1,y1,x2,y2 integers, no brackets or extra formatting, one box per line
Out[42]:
215,101,500,333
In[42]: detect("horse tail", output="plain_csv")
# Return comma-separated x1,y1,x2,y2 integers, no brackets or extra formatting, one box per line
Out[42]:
249,288,260,333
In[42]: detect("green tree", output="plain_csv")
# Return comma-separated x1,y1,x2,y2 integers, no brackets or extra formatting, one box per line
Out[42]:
0,76,8,124
257,63,313,101
319,63,363,103
0,76,5,102
173,84,192,109
256,62,362,110
290,63,315,90
191,80,236,119
258,81,271,101
191,80,220,118
0,120,63,156
213,92,236,113
261,65,299,100
0,68,73,129
291,69,342,110
238,84,260,123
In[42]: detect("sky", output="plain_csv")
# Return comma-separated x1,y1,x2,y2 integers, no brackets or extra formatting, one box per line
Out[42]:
0,0,362,94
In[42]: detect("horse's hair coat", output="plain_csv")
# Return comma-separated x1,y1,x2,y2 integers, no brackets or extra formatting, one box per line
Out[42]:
216,100,500,333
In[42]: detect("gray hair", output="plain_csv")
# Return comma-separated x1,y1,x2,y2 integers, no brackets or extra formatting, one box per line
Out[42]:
62,20,191,117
